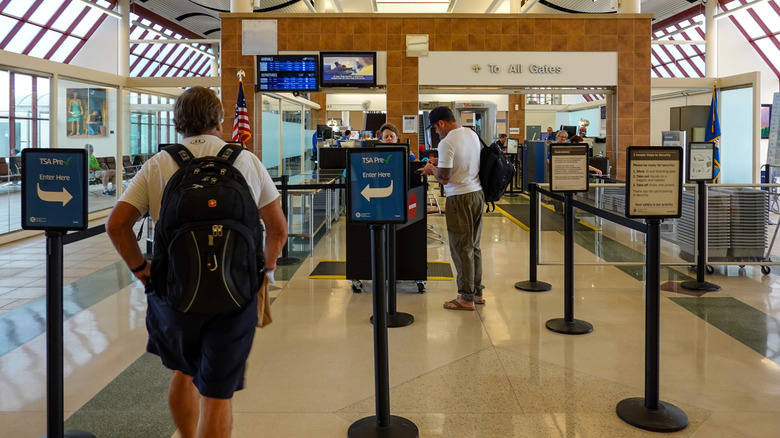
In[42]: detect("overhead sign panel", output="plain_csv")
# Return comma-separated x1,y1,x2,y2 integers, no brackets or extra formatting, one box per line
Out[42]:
418,51,617,87
21,149,88,231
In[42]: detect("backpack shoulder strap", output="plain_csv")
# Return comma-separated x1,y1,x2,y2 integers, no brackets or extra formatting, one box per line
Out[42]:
216,144,244,165
162,144,195,169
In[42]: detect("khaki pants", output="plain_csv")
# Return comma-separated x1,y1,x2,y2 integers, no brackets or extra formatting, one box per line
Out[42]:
444,190,484,301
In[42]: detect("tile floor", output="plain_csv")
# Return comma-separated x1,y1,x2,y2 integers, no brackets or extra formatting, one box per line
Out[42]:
1,198,780,437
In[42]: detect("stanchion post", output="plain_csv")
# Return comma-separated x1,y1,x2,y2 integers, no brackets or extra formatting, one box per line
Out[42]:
349,225,418,438
372,224,414,327
616,219,688,432
545,193,593,335
44,231,96,438
681,181,720,291
515,183,552,292
276,175,300,266
46,231,65,438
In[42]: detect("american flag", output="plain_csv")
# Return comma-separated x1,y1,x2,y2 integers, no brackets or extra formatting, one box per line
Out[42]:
232,79,251,146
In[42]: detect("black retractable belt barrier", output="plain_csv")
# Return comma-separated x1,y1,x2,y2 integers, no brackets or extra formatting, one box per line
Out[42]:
273,175,301,266
515,183,552,292
680,181,721,291
348,225,418,438
617,220,689,432
545,192,593,335
370,225,414,327
43,230,96,438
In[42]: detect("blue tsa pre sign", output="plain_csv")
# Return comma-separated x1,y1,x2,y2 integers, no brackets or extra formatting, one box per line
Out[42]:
21,148,88,231
347,147,408,224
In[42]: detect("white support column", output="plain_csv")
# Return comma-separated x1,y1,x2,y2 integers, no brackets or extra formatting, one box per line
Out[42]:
510,0,521,13
705,0,718,78
230,0,253,13
117,0,129,77
315,0,327,13
211,43,220,77
619,0,641,14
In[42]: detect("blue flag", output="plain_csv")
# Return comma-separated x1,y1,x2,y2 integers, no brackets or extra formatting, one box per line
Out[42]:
706,86,721,182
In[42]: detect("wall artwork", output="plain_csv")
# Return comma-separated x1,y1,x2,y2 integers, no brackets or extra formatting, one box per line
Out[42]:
66,88,107,137
761,104,772,139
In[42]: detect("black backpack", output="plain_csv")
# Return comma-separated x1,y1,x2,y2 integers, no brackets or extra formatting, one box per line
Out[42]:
478,136,515,212
150,144,264,314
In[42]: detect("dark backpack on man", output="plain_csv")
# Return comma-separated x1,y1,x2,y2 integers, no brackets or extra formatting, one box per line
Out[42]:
478,136,515,212
150,144,264,314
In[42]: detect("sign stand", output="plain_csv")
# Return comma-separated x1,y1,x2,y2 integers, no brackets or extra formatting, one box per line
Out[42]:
544,144,592,334
346,148,418,438
348,225,418,438
681,142,720,292
515,184,552,292
42,231,96,438
545,192,593,335
618,146,688,432
616,220,689,432
21,149,95,438
680,181,721,291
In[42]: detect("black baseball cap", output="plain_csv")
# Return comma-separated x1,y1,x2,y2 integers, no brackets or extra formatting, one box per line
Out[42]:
428,106,454,128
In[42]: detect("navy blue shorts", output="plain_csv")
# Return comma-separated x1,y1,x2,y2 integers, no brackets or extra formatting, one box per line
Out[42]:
145,286,258,399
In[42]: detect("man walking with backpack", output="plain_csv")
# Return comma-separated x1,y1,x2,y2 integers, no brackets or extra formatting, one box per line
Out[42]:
106,86,287,437
420,106,485,311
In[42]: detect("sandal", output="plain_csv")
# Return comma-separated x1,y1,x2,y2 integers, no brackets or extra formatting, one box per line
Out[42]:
443,299,475,311
474,297,486,305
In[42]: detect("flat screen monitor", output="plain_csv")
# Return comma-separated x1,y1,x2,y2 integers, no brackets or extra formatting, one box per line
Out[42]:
348,131,360,140
256,54,319,92
319,51,377,88
560,125,577,138
506,138,519,154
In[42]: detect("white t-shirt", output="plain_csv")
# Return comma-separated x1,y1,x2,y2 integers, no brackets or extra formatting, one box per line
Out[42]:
119,135,279,221
437,126,482,197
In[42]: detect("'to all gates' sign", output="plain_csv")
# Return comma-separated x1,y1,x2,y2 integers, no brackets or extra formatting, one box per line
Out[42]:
347,147,408,224
21,148,88,231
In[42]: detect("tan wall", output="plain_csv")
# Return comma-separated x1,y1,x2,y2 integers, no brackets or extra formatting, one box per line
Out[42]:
221,13,651,178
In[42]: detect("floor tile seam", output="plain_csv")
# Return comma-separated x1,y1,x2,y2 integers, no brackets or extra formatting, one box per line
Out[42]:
491,345,651,398
330,346,499,414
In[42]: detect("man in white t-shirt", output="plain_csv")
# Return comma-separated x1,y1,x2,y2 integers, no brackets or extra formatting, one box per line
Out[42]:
420,106,485,311
106,87,287,437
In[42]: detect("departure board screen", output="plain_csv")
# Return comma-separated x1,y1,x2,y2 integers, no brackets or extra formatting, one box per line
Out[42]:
256,54,319,92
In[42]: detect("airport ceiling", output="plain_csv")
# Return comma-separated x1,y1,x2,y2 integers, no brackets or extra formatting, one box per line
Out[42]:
132,0,709,39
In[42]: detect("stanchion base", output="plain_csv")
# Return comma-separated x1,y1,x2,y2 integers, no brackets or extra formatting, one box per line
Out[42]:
680,280,721,292
40,431,96,438
616,397,689,432
370,312,415,328
276,256,301,266
546,318,593,335
348,415,419,438
515,280,552,292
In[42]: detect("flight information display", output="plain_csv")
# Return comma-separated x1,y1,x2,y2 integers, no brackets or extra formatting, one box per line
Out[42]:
256,54,319,92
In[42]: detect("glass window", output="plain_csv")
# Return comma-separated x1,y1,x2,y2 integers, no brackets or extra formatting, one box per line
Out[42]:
14,73,32,118
28,0,60,24
49,36,79,63
0,15,17,41
4,23,38,53
28,30,62,59
71,8,102,38
0,71,9,118
4,0,32,18
739,18,764,39
130,60,148,77
51,3,84,32
37,77,49,119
